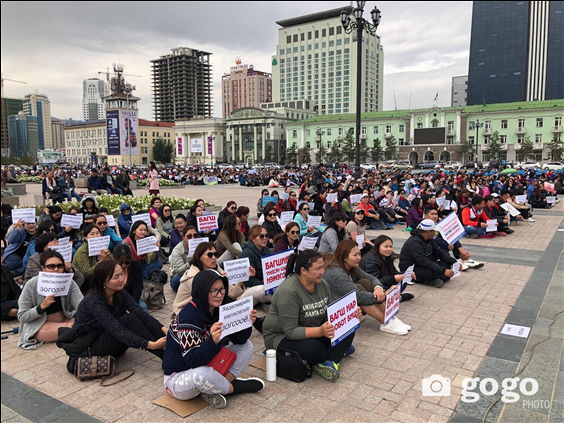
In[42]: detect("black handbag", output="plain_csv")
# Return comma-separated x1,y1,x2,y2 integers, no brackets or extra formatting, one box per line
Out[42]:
276,348,312,383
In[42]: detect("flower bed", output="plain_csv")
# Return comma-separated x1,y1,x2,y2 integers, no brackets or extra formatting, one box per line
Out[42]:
135,179,182,187
18,176,43,183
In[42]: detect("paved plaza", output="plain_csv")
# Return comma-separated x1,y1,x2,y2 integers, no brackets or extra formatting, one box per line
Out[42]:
2,183,563,423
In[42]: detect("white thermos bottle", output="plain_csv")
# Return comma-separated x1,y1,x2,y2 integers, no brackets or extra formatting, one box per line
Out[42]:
266,349,277,381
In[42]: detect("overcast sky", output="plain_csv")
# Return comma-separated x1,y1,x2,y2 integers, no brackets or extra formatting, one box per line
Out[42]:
1,1,472,120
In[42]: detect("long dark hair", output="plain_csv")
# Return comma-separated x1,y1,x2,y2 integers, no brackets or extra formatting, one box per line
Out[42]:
189,242,217,270
160,204,174,223
285,250,324,277
327,212,347,243
328,239,360,278
220,214,240,243
90,259,123,305
35,233,58,253
371,235,394,277
273,221,299,245
129,221,148,240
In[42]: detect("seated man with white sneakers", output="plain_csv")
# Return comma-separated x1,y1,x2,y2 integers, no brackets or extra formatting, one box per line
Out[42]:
424,208,484,272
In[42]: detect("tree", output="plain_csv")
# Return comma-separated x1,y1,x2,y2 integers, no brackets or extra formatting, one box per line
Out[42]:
264,145,274,163
153,138,174,163
385,135,398,160
459,139,476,163
517,135,535,161
359,138,369,163
342,129,355,163
300,142,312,165
371,138,384,165
546,134,564,161
316,142,327,164
286,143,298,165
486,131,502,160
327,141,341,164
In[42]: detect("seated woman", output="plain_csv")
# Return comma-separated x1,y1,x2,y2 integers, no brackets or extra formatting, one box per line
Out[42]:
293,202,322,242
235,206,251,241
1,263,20,321
23,221,58,270
80,194,99,228
93,214,122,252
40,205,79,248
324,240,411,336
215,215,245,266
346,207,374,255
65,260,166,371
284,191,298,213
262,205,283,248
318,213,348,254
163,269,264,408
113,244,145,312
123,221,163,278
529,186,549,209
18,251,83,349
360,235,415,302
257,189,270,218
273,222,300,253
238,225,272,307
170,226,199,293
155,204,174,248
395,189,411,213
169,214,187,253
406,197,424,230
263,250,361,382
187,203,216,242
218,201,237,232
72,224,113,293
149,197,162,227
4,218,38,278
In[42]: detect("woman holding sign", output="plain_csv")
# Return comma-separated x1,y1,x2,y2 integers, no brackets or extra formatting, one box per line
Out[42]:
237,225,272,307
263,250,361,382
345,207,374,255
3,218,37,278
17,251,83,349
318,213,349,254
293,202,322,242
215,215,245,266
169,226,199,292
149,197,162,227
72,225,113,292
123,221,163,278
262,206,283,248
273,222,300,253
155,204,174,248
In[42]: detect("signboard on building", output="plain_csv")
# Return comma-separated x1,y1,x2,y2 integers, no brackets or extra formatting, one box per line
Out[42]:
106,110,120,155
208,136,212,154
230,56,249,71
177,137,183,155
120,109,138,156
191,138,203,153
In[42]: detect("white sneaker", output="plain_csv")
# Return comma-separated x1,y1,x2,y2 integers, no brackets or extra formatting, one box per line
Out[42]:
393,316,412,331
463,259,484,269
458,259,470,271
526,218,535,222
380,319,408,335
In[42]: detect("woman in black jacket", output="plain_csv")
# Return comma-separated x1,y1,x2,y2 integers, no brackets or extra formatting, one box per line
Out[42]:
113,244,146,312
218,201,237,232
529,186,549,208
359,235,415,302
262,204,282,248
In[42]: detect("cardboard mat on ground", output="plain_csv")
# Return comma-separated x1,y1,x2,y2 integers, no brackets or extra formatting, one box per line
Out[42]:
153,393,208,417
250,356,267,371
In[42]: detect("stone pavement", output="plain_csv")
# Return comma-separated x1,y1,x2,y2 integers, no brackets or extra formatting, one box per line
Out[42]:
2,183,563,423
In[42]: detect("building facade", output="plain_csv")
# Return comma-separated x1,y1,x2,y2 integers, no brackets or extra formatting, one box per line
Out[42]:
23,93,52,150
1,98,23,156
467,1,564,106
82,78,106,121
174,117,226,166
271,6,384,115
151,47,213,122
8,111,39,158
451,75,468,107
51,118,66,150
64,120,107,165
37,149,64,164
285,99,564,164
221,61,272,118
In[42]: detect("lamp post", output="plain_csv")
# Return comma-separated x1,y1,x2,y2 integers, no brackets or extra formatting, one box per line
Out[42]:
474,119,484,163
316,128,325,163
341,2,381,180
124,83,136,168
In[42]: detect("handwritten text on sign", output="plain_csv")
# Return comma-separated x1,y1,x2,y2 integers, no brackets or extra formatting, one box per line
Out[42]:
197,214,218,232
384,286,401,325
48,244,72,263
11,208,36,224
188,237,209,258
37,272,74,297
436,212,466,245
219,296,253,340
61,214,84,229
136,236,159,255
223,258,250,285
262,249,294,295
327,290,360,347
88,236,110,257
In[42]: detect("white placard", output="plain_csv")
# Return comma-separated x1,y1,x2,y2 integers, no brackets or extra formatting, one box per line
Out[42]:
356,234,364,250
11,208,36,224
48,243,72,263
486,219,498,232
60,214,83,229
350,194,362,204
188,237,209,258
515,195,527,204
298,236,317,251
307,215,322,228
131,213,151,227
500,323,531,339
279,192,289,201
58,236,70,245
436,196,446,208
402,264,415,288
262,249,294,295
219,296,253,340
443,199,451,210
197,214,219,232
280,211,294,228
105,215,116,227
223,258,250,285
326,193,338,203
36,272,74,297
88,236,110,257
546,196,556,205
327,290,360,347
501,203,521,217
136,236,159,255
450,201,458,210
190,138,203,153
384,286,401,325
451,262,461,279
436,212,466,245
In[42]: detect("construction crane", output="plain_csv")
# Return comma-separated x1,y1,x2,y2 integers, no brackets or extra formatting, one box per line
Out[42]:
1,74,28,155
1,74,27,98
97,65,141,96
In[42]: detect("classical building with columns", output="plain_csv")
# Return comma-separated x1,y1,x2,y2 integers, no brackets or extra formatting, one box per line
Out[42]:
174,117,226,166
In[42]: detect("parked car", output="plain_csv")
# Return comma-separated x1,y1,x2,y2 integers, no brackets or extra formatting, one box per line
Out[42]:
543,162,564,171
521,161,541,169
444,161,462,170
379,160,397,170
417,161,440,170
360,163,375,170
264,163,282,169
393,160,413,170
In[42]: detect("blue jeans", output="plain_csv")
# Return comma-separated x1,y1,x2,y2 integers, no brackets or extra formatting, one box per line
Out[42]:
464,225,486,237
170,274,182,293
4,254,24,277
138,298,149,313
142,260,163,278
112,187,124,195
64,190,82,202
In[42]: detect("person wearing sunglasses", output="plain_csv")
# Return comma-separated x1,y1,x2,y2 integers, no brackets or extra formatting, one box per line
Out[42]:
218,201,237,233
117,203,133,239
346,206,374,255
94,214,122,252
273,222,300,253
293,202,323,242
169,214,187,253
17,250,83,350
155,205,175,248
72,224,113,294
164,269,264,409
257,189,270,218
237,225,272,307
113,244,146,312
284,191,298,212
262,205,283,248
215,215,245,267
170,226,200,293
188,203,217,242
123,221,163,279
319,213,349,254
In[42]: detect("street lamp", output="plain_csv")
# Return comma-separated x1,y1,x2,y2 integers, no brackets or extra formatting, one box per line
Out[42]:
473,119,484,163
124,83,136,168
316,128,325,163
341,2,381,179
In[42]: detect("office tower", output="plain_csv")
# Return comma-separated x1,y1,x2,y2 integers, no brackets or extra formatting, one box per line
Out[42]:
271,6,384,115
451,75,468,107
82,78,106,121
467,1,564,105
8,111,39,157
1,98,23,154
151,47,213,122
23,92,52,149
51,117,68,150
222,61,272,118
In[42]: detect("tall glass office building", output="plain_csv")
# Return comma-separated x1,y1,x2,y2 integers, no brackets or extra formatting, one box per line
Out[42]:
467,1,563,106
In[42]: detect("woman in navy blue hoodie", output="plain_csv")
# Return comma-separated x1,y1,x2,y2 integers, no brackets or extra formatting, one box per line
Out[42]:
163,269,264,409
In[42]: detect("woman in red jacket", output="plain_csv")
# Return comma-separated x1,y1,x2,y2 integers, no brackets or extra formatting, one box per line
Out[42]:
123,221,163,278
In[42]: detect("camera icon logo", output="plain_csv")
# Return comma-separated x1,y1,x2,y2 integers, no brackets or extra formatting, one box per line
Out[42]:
422,375,451,397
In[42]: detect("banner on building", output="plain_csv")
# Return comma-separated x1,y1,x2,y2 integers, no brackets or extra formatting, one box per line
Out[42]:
191,138,203,153
106,110,121,155
178,137,183,155
120,109,138,156
208,136,213,154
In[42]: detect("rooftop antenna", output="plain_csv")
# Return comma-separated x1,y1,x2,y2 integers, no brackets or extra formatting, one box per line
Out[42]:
393,91,397,111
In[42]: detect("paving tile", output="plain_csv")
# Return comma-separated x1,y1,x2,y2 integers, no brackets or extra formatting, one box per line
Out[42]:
548,401,564,423
499,405,548,423
486,335,528,362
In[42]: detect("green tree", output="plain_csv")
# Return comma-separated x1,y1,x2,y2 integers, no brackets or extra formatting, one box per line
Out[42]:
264,145,274,163
371,138,383,165
385,135,398,160
316,142,327,164
546,134,564,161
286,143,298,165
327,141,341,164
359,138,369,163
342,129,355,163
153,138,174,163
300,142,312,165
486,131,502,160
459,139,476,162
517,136,535,161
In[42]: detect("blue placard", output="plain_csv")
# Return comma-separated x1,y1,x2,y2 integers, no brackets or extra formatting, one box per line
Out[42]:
262,196,278,207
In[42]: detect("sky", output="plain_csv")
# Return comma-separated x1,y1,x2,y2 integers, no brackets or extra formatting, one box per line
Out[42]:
1,1,472,121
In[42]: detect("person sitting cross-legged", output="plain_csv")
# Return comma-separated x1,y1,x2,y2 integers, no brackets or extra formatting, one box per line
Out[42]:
461,195,504,239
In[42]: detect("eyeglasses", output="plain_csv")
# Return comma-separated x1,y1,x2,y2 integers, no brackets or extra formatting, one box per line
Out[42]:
97,221,107,225
289,230,299,235
163,209,171,213
267,213,277,217
209,287,226,297
205,252,220,258
290,194,297,197
258,234,268,239
44,263,65,270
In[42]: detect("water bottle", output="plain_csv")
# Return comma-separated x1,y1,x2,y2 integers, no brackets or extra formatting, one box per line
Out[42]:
266,349,277,382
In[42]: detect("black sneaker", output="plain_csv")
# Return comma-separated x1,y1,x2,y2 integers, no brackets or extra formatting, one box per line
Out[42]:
400,293,415,302
231,377,265,394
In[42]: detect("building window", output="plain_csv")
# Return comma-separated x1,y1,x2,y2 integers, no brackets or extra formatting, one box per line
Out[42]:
292,130,297,138
518,118,525,129
501,120,508,129
469,136,475,144
385,125,391,133
306,130,310,137
373,126,378,134
361,127,367,135
484,135,490,144
517,135,524,144
535,134,542,143
555,117,562,127
327,128,331,136
536,118,543,128
399,125,405,133
500,135,507,144
431,120,439,128
485,120,491,131
417,122,423,129
338,128,343,136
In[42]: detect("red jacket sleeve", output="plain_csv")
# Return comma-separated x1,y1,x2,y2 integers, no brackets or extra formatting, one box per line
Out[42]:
461,208,478,227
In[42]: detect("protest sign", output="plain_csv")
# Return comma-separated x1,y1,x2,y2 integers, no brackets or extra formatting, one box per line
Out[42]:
402,264,415,288
48,243,72,263
88,236,110,256
356,234,364,250
544,182,555,194
131,213,151,227
279,192,289,201
105,215,116,227
327,290,360,347
486,220,498,232
262,196,278,207
219,296,253,340
37,272,74,297
188,237,209,258
280,211,294,227
11,208,37,224
136,236,159,255
436,196,446,208
443,199,451,210
452,262,461,279
298,236,317,251
197,214,219,233
61,214,83,229
262,249,294,295
223,258,250,285
326,193,338,203
436,212,466,244
58,237,70,245
384,286,401,325
547,196,556,205
515,195,527,204
501,323,531,339
306,215,322,228
500,203,521,216
350,194,362,204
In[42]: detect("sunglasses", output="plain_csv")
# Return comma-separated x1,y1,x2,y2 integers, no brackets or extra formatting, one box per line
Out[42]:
209,287,226,297
97,221,107,225
258,234,268,239
230,207,237,211
290,194,297,197
355,211,365,214
289,230,300,235
44,263,65,270
46,228,56,233
120,260,132,266
302,208,310,211
205,252,220,258
185,234,197,239
267,213,277,217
